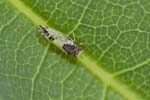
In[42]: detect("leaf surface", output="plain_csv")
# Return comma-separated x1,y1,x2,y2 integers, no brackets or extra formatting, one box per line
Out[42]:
0,0,150,100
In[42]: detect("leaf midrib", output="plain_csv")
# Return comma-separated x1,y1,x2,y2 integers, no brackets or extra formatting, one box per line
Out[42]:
7,0,142,100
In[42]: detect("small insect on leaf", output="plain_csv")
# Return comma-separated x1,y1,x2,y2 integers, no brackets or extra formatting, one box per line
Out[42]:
38,25,82,57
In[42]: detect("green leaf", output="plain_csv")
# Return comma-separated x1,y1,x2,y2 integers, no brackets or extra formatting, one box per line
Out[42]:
0,0,150,100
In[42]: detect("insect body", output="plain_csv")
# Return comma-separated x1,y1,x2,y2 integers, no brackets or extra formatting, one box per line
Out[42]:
38,25,82,57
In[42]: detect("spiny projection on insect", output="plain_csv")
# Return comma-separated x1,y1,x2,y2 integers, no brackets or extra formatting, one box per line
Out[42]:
38,25,82,57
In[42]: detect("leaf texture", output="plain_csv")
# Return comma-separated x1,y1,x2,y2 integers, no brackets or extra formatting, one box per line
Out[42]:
0,0,150,100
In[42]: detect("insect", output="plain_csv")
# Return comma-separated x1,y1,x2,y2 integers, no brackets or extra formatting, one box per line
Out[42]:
38,25,82,57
